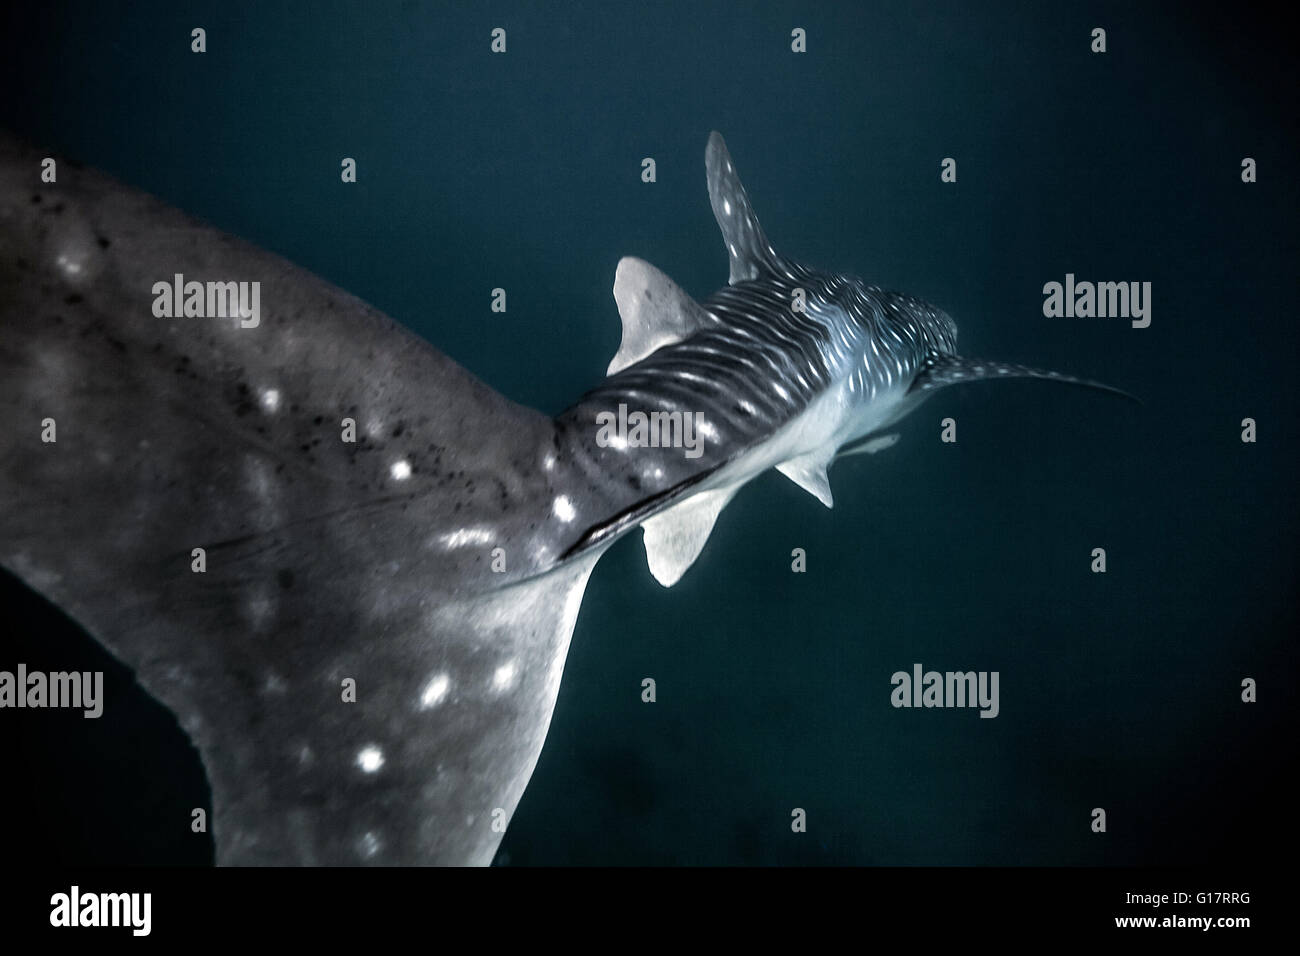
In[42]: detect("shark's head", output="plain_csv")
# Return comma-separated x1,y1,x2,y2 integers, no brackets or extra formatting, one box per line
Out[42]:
847,283,960,359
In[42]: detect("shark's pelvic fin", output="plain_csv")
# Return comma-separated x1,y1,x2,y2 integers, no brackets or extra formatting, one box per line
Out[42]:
911,355,1140,403
641,486,739,587
776,446,836,508
608,256,711,375
705,131,787,285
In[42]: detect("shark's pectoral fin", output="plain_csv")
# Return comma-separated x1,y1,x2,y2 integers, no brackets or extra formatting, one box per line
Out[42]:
608,257,712,375
705,132,788,285
776,447,836,508
911,354,1139,403
641,486,738,587
835,432,901,460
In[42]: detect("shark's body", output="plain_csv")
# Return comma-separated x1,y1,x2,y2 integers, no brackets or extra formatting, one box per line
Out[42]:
558,133,1129,585
0,130,1128,864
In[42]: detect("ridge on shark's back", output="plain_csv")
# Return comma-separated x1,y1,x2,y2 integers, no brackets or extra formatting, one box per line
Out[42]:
557,132,1134,585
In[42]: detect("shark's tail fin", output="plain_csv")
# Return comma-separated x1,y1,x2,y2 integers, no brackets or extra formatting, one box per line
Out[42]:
910,354,1140,404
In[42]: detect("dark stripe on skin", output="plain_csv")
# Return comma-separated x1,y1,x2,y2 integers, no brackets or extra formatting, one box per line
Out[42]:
559,460,727,560
574,266,959,452
551,260,965,552
551,131,1134,569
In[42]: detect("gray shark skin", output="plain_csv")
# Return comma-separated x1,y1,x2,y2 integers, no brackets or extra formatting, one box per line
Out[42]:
0,129,629,865
0,129,1128,865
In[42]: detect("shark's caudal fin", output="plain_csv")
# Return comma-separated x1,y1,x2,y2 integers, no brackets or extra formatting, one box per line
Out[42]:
911,355,1140,403
706,132,791,284
0,129,612,865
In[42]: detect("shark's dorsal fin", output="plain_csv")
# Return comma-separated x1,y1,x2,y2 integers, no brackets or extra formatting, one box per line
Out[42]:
776,446,836,508
608,256,711,375
706,132,785,285
641,486,739,587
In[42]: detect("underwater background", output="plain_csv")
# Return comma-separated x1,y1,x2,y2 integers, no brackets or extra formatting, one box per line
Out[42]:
1,0,1294,865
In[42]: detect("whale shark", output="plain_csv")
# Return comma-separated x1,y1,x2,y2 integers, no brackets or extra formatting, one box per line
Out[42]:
559,133,1133,584
0,129,1130,864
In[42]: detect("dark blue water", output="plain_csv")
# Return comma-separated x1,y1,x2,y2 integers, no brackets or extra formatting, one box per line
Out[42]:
1,1,1293,865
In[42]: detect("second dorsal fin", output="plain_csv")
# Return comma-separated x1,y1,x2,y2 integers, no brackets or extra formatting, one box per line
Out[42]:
608,256,710,375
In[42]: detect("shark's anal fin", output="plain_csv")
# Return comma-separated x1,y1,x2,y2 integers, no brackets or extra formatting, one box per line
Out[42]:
776,446,836,508
705,132,786,285
608,257,711,375
641,487,738,587
911,355,1139,403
